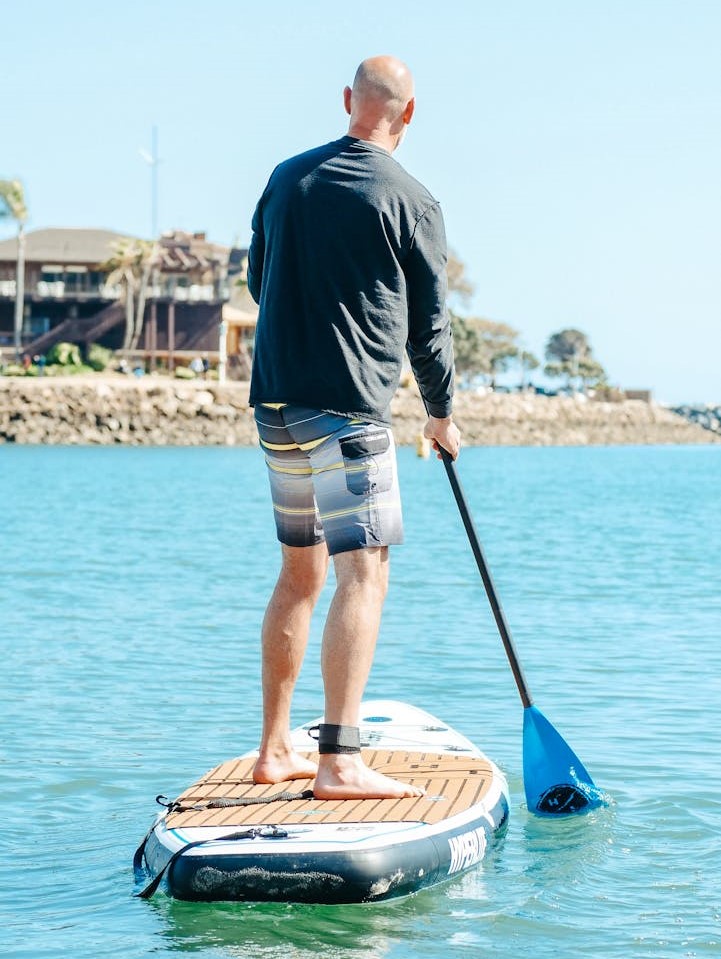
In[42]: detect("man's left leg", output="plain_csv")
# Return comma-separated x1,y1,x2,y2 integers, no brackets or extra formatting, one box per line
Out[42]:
252,542,329,784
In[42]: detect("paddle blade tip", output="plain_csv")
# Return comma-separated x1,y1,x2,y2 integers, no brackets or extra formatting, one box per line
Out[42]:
530,779,611,816
522,705,612,816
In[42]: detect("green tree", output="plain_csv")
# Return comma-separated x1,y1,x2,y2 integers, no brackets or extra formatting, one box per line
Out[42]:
545,328,590,365
517,348,540,389
446,254,521,385
544,328,605,392
543,360,565,383
450,313,520,386
450,311,488,382
0,179,28,358
482,319,519,387
577,356,607,391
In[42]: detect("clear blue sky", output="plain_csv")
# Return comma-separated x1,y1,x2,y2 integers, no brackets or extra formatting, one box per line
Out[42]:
2,0,719,404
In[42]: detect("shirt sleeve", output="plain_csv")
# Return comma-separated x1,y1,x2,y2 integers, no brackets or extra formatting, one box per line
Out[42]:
247,194,265,304
404,202,455,418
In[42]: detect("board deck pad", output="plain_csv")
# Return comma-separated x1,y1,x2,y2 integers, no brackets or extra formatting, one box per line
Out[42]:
166,750,495,830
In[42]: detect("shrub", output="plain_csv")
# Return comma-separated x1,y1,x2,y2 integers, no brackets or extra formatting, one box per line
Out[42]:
46,342,82,366
86,343,114,371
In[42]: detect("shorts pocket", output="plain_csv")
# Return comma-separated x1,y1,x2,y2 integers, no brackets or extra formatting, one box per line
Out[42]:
339,431,393,496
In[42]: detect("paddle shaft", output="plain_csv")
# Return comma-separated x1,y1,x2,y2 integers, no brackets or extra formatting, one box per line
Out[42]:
438,447,534,709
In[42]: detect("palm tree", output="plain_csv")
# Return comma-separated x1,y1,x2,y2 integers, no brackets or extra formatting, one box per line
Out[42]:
130,241,160,351
102,238,156,352
0,179,29,358
102,239,137,351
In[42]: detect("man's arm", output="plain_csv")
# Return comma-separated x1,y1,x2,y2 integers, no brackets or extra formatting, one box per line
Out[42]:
404,203,460,459
404,203,454,416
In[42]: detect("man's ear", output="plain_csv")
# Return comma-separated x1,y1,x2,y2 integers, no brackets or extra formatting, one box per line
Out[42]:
343,86,352,116
402,97,415,125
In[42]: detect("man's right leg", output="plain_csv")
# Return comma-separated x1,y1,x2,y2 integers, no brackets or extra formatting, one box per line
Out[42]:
253,542,328,784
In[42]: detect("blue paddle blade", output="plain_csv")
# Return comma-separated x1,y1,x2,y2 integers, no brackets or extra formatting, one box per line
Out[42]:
523,705,609,815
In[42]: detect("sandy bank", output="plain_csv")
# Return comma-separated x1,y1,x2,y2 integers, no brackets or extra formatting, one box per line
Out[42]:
0,374,717,446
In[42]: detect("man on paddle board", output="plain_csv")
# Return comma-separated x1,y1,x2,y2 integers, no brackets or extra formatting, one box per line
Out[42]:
248,55,460,799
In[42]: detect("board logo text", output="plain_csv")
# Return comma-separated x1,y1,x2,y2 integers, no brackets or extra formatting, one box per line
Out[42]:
447,825,488,874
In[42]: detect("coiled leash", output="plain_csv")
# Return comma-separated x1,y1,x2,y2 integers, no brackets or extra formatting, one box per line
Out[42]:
157,787,314,816
134,788,314,899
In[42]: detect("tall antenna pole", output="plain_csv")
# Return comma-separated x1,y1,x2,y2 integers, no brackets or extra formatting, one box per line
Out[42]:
140,126,160,239
151,125,158,239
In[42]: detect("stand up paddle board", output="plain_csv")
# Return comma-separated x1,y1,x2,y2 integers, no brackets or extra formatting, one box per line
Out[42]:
134,700,509,903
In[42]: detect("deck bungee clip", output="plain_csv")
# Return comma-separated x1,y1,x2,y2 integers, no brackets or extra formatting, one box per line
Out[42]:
134,824,290,900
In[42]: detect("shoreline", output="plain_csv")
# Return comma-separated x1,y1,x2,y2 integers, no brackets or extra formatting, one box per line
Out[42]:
1,374,718,446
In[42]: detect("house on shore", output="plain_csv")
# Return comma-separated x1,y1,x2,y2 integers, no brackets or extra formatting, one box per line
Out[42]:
0,227,256,375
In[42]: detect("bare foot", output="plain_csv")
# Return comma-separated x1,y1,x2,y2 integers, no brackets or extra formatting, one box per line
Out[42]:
313,753,424,800
252,749,318,784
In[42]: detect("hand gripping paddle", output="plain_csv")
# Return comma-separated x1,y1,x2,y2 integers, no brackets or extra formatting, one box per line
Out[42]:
438,446,608,814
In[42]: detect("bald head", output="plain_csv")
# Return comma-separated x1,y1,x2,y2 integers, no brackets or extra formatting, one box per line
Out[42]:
344,56,415,152
352,56,414,113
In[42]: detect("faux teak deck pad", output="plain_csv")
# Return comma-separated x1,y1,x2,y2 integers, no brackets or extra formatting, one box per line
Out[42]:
166,750,495,829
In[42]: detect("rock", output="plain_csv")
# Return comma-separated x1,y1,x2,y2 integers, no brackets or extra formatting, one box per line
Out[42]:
194,390,215,408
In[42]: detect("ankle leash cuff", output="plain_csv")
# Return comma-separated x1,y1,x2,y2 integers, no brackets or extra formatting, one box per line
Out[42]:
308,723,361,754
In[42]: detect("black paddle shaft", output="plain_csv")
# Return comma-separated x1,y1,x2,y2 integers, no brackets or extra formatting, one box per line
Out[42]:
439,447,534,709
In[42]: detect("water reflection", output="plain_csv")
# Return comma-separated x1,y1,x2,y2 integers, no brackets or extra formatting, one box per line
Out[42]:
520,803,617,884
148,883,463,957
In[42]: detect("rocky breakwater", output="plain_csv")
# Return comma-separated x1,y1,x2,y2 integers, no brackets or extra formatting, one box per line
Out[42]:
1,376,719,446
0,376,258,446
670,404,721,436
390,388,721,446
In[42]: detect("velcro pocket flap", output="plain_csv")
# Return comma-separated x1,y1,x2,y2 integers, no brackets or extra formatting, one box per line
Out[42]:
339,431,390,460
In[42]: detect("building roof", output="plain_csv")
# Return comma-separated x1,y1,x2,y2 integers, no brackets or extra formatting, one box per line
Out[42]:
155,231,232,273
0,227,134,264
0,228,238,273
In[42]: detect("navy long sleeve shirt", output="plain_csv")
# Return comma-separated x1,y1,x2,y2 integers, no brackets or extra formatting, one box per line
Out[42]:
248,136,454,425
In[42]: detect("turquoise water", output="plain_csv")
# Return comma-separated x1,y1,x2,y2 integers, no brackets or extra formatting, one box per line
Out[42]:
2,444,720,958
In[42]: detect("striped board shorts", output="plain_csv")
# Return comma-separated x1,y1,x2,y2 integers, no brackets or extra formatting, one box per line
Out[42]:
254,405,404,556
